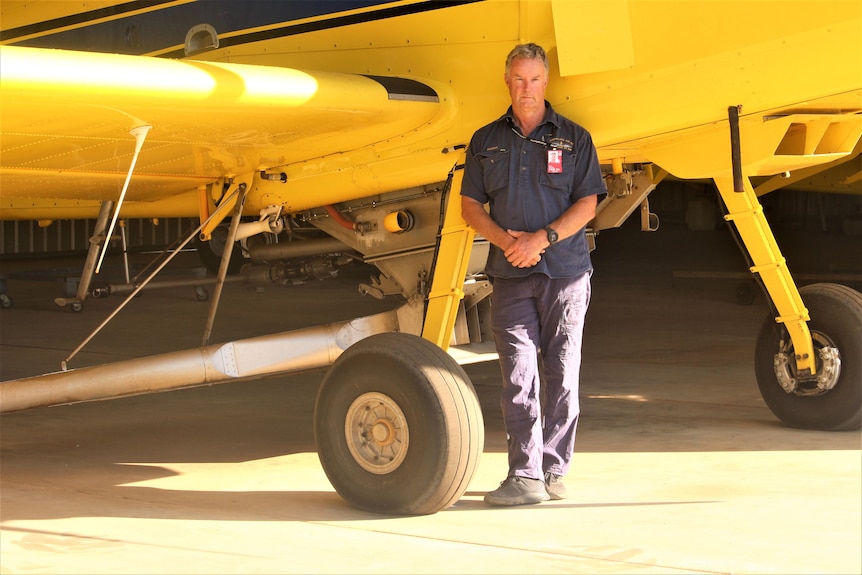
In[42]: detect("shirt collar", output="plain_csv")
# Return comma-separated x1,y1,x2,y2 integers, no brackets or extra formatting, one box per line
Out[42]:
502,100,561,133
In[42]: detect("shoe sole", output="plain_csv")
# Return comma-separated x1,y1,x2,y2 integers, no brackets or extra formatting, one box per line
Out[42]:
484,491,550,506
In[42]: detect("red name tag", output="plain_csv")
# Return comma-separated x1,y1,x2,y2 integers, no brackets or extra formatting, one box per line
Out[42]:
547,150,563,173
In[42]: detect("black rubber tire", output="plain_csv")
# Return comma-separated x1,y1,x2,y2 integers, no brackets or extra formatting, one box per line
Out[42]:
735,280,755,306
754,283,862,430
194,226,243,275
314,333,484,515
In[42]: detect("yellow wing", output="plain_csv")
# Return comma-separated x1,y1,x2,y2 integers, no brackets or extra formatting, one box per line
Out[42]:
0,45,452,218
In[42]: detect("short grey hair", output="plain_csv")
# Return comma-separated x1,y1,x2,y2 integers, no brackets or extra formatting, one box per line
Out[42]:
505,43,550,77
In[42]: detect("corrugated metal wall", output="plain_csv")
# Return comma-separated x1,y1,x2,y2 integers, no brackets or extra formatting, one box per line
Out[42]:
0,218,199,257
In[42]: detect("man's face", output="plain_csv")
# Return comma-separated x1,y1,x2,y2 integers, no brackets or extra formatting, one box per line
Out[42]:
505,56,548,116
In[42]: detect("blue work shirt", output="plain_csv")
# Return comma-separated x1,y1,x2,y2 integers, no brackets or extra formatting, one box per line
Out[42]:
461,101,606,279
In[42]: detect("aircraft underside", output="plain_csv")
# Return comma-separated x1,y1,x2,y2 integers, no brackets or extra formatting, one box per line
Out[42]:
1,0,860,515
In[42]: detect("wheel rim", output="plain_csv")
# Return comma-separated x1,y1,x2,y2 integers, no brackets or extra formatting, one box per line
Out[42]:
344,392,409,474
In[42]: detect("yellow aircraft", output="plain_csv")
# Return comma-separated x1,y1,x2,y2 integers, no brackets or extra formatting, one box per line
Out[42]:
1,0,860,514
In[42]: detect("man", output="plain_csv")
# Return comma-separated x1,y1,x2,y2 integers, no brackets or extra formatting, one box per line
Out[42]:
460,43,606,506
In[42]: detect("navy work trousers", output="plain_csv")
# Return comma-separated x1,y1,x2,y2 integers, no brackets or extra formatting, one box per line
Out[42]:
490,272,591,480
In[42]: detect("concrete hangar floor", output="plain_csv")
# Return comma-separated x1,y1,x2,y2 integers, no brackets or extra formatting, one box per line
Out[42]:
1,215,860,575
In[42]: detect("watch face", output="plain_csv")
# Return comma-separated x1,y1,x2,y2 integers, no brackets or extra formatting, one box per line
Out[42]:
546,228,558,243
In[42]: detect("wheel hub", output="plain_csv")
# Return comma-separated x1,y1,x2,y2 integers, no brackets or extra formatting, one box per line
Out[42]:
344,392,409,474
773,331,842,396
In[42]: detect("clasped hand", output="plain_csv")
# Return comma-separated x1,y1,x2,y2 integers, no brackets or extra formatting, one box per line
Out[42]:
503,229,546,268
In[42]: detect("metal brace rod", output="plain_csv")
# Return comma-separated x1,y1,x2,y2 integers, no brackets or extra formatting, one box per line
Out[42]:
54,199,115,310
96,125,152,273
202,182,248,346
61,186,242,371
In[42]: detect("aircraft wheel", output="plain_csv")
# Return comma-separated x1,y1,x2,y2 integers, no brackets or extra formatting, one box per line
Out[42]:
755,283,862,430
194,226,242,275
314,332,484,515
91,283,111,298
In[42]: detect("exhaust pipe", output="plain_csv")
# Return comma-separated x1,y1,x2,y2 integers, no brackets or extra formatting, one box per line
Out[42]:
247,237,350,261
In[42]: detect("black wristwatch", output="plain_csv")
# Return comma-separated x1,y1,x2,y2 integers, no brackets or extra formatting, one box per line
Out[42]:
544,226,558,245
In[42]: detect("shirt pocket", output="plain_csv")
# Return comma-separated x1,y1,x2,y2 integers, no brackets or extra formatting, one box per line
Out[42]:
477,150,510,195
540,151,577,194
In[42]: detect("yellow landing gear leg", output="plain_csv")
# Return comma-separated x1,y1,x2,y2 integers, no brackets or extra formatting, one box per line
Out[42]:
714,176,861,430
714,176,815,371
315,153,484,515
422,154,475,350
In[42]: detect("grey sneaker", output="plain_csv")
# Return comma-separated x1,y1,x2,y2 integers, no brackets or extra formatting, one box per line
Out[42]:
544,472,567,500
484,476,550,506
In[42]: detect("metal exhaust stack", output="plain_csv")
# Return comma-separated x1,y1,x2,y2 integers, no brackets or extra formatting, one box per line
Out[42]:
0,310,401,413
